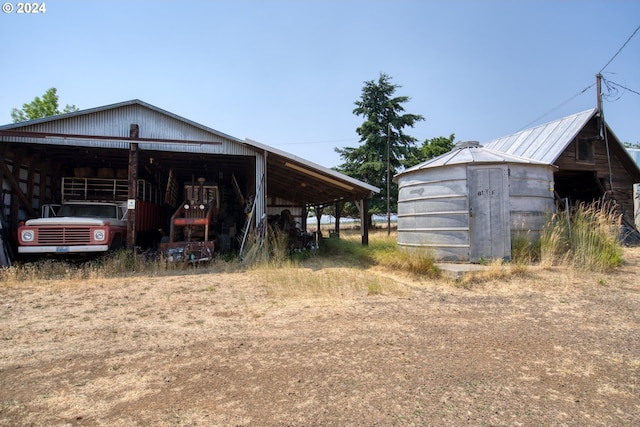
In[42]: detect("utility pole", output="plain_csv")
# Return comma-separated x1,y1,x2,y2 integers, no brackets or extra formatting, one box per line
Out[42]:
387,122,391,236
596,73,615,193
596,73,603,114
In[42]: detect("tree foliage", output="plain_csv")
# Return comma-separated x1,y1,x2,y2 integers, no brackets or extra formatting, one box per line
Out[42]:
335,73,424,217
406,133,456,168
11,87,78,123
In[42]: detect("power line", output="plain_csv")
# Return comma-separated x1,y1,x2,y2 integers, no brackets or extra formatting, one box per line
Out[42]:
518,83,595,131
603,78,640,97
273,137,359,146
520,24,639,131
599,23,640,73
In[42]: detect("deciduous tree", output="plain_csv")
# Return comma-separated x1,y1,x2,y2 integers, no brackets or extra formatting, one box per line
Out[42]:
406,134,456,167
11,88,78,123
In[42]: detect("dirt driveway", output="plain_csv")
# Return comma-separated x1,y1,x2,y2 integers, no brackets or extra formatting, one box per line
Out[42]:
1,248,639,426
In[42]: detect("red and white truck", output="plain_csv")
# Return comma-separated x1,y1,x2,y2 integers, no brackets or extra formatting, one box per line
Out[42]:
17,177,163,256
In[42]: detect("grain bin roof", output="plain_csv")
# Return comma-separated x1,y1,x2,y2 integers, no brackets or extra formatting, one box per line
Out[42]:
397,141,550,178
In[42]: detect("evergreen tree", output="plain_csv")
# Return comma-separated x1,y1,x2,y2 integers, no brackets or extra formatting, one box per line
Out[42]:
335,73,424,221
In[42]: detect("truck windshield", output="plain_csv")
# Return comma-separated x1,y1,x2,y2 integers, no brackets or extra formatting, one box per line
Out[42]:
58,204,118,219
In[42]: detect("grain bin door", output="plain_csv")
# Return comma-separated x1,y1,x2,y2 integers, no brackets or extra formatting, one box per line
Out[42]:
468,165,510,262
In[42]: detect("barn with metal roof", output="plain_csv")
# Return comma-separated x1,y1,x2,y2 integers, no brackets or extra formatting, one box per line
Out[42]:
484,108,640,232
0,99,379,261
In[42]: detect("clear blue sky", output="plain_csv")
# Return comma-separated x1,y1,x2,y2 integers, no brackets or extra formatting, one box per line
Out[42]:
1,1,639,168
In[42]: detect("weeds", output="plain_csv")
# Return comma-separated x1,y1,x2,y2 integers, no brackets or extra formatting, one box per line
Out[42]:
539,201,624,272
0,202,625,290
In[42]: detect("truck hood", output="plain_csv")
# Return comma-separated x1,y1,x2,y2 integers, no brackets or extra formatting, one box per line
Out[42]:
24,217,125,226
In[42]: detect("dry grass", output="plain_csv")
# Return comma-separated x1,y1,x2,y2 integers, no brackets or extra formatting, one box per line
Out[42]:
539,201,624,272
0,232,639,426
256,267,408,299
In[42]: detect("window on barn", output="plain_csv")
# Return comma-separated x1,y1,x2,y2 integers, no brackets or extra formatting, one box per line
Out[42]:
576,138,595,163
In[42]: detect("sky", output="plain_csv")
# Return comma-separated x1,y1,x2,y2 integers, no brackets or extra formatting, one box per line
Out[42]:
1,1,639,168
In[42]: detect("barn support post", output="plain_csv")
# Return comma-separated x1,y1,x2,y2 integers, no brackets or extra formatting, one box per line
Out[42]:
315,206,323,237
259,150,268,228
358,198,369,246
301,203,308,231
334,201,343,237
127,124,139,249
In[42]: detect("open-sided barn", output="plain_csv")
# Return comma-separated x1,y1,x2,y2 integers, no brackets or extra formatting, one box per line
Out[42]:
0,99,379,262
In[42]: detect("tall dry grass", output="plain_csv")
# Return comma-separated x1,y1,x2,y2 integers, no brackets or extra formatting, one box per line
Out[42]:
1,202,625,290
539,201,624,272
0,249,238,286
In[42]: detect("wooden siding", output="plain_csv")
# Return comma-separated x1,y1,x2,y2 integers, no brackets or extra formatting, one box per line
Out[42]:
554,120,637,222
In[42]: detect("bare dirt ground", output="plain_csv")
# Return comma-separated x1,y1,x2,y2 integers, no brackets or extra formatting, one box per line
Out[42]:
0,248,639,427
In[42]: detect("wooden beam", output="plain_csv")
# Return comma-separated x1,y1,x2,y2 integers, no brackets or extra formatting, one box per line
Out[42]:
39,159,50,204
127,142,139,248
10,151,22,227
26,155,37,207
0,155,36,219
0,129,222,145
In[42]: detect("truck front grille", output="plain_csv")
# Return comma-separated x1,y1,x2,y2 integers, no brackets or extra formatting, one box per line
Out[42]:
37,228,92,245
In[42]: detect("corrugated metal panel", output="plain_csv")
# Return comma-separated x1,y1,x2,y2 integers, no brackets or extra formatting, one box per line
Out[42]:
397,164,470,261
396,146,556,262
245,138,379,193
4,102,256,157
484,109,597,164
400,141,548,176
0,99,242,141
508,164,555,240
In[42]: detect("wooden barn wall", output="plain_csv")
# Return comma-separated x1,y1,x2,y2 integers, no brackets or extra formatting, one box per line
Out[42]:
554,120,636,221
0,145,60,231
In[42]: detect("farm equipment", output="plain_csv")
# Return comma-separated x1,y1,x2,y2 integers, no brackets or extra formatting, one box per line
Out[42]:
159,178,219,262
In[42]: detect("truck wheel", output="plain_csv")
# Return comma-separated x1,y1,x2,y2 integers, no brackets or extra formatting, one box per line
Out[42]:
110,235,123,251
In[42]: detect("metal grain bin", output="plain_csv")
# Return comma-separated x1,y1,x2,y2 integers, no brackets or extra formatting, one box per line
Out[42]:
394,141,556,262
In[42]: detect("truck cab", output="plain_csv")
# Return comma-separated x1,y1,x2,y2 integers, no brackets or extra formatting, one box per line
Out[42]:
17,201,127,254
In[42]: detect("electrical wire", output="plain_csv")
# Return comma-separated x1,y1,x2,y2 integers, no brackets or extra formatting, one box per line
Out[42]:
519,24,639,132
599,23,640,73
602,78,640,98
273,138,359,146
517,83,594,131
602,77,622,102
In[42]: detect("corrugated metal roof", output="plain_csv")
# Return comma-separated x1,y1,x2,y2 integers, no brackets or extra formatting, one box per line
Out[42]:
0,99,379,205
483,109,597,163
0,99,243,143
245,138,379,193
399,141,549,175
